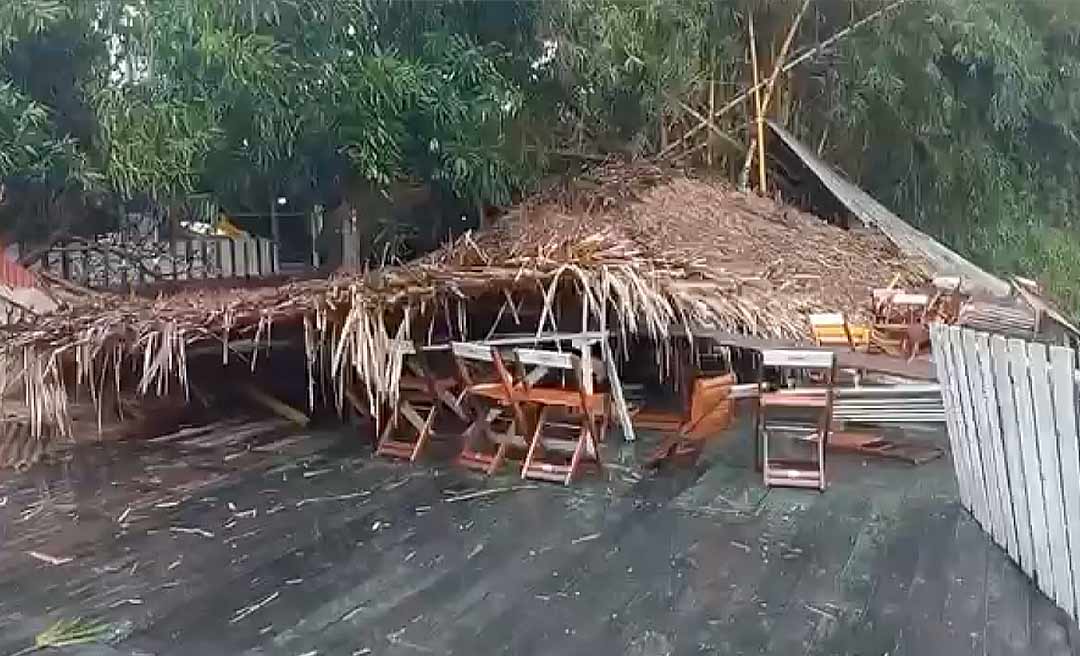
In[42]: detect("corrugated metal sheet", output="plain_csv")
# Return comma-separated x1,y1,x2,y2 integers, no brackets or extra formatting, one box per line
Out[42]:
767,121,1011,298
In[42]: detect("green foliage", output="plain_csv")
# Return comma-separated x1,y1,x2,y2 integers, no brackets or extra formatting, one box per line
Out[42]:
0,0,67,53
4,0,1080,315
34,617,111,649
0,1,76,182
797,0,1080,314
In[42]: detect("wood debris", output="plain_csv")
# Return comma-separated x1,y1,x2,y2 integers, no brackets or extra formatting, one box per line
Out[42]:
170,526,215,538
26,550,74,565
295,491,369,507
443,485,539,503
230,591,280,624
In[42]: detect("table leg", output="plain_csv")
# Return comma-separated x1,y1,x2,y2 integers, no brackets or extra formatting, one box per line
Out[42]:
578,337,636,443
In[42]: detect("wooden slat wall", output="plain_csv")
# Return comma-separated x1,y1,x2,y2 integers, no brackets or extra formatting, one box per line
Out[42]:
35,237,278,289
932,324,1080,620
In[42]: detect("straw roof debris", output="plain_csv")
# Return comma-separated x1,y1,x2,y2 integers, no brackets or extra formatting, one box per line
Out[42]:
431,170,928,336
1,165,929,439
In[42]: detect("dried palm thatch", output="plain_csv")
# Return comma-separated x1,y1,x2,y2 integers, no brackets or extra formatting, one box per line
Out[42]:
1,165,928,441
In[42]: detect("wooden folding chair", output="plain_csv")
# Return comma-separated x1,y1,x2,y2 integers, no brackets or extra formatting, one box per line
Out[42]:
375,345,464,462
450,342,529,475
809,312,869,351
643,373,738,467
514,348,607,485
872,292,932,360
755,349,837,491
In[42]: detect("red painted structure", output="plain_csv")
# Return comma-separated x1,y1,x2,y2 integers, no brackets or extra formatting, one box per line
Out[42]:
0,243,38,288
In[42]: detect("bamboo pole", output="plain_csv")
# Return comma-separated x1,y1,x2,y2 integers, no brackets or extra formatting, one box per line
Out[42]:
707,47,716,168
748,14,767,194
673,99,743,151
657,0,914,161
244,384,310,426
704,72,712,166
739,0,812,189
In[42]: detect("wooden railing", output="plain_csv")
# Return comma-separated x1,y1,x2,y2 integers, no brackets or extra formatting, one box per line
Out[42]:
931,323,1080,620
26,236,279,289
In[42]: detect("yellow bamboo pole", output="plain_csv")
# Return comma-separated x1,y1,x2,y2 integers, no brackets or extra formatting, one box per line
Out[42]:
739,0,812,189
658,0,913,161
748,14,767,194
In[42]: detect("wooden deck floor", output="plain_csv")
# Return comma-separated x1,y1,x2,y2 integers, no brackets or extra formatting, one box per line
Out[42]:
0,416,1075,656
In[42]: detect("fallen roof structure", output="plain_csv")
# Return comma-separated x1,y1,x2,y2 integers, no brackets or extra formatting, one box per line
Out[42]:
1,165,931,437
767,120,1012,298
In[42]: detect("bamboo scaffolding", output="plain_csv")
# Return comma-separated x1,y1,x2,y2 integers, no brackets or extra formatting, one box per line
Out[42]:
739,0,813,190
748,14,767,194
657,0,915,161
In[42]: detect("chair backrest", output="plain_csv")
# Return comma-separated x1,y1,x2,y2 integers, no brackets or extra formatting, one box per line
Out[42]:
809,312,846,328
451,341,494,363
389,339,417,355
512,347,580,391
892,293,929,307
450,341,507,394
760,349,836,370
873,288,903,305
513,348,577,371
933,275,962,292
808,313,853,347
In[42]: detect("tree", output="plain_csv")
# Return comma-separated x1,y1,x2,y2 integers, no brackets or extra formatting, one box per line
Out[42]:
5,0,1080,314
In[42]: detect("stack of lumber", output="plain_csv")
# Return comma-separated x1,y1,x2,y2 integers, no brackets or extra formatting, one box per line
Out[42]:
958,301,1036,339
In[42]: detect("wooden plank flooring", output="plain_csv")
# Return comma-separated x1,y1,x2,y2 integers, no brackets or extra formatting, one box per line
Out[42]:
0,416,1075,656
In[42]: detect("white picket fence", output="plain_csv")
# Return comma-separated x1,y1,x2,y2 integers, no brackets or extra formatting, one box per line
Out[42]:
931,323,1080,619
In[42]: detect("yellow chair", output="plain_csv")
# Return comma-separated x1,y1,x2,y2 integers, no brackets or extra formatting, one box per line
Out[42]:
809,313,869,351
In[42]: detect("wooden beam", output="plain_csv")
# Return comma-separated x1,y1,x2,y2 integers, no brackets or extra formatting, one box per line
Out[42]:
748,14,767,194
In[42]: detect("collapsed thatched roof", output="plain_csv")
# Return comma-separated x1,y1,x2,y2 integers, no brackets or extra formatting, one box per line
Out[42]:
429,168,928,335
1,165,929,436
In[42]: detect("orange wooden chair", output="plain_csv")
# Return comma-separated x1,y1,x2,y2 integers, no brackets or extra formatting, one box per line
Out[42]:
642,373,737,466
374,345,465,462
755,349,837,491
871,292,932,360
450,342,529,475
513,348,608,485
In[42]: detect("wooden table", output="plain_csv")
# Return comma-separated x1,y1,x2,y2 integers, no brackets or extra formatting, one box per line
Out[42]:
396,331,636,442
673,329,936,381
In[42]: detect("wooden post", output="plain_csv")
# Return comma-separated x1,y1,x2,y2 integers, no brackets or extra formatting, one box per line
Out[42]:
310,204,323,269
706,52,715,168
270,194,281,249
748,14,767,195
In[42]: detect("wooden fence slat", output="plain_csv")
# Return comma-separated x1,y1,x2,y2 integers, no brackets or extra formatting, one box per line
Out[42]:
204,239,218,278
259,239,272,276
1008,338,1055,594
246,239,259,277
975,332,1018,559
949,326,991,528
1028,341,1073,610
933,325,973,510
992,334,1036,577
220,239,234,278
174,240,189,281
944,326,984,522
962,330,1007,543
1050,346,1080,619
234,238,247,278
